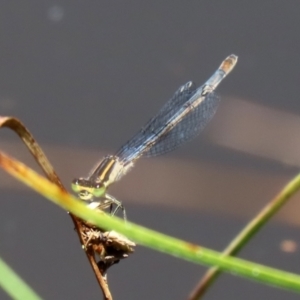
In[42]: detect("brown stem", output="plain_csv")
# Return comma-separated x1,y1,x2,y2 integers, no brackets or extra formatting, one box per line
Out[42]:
0,116,113,299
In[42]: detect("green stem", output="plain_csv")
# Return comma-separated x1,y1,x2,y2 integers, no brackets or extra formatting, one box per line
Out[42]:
1,152,300,294
0,256,42,300
189,173,300,299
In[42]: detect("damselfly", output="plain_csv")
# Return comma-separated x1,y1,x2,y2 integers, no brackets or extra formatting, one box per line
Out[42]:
72,54,238,219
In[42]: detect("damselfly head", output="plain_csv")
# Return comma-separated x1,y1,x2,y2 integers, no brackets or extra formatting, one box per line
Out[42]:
71,178,106,200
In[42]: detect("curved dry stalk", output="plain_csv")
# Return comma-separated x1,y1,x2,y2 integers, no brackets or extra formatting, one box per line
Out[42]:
0,116,62,187
0,116,115,299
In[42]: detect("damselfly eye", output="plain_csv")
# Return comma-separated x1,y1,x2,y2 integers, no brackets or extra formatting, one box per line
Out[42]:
71,178,83,193
91,182,106,198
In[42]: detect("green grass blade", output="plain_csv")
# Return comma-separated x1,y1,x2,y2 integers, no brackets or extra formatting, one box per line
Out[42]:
1,151,300,294
190,172,300,299
0,256,42,300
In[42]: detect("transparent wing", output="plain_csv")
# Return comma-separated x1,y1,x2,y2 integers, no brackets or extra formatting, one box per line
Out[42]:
145,91,219,156
115,81,219,162
115,81,197,162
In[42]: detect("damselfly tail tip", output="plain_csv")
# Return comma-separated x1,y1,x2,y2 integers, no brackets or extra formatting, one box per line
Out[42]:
220,54,238,74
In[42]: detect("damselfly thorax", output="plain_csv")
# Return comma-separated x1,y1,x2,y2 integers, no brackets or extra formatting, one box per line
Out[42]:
72,155,133,200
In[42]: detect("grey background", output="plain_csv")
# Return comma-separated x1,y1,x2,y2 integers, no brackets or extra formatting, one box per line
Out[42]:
0,1,300,299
